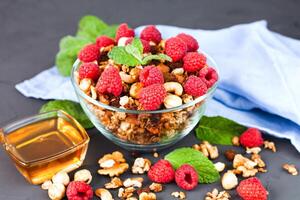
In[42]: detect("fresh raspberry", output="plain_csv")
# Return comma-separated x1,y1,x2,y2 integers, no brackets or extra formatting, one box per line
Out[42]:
183,52,206,72
165,37,187,62
175,164,198,191
125,38,151,53
78,44,100,62
139,65,164,86
148,160,175,183
79,62,100,81
140,25,162,44
139,84,166,110
66,181,93,200
198,67,218,88
96,35,115,48
184,75,207,97
240,128,264,148
177,33,199,52
96,66,122,97
115,23,135,42
237,177,268,200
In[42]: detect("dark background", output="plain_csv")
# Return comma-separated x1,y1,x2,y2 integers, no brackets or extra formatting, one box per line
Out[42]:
0,0,299,199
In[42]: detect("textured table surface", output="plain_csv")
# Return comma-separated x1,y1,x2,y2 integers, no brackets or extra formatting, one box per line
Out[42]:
0,0,299,199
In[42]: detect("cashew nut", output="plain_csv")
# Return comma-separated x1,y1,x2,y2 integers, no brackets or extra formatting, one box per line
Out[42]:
41,180,53,190
163,82,183,96
171,68,184,75
74,169,92,184
164,94,183,108
120,71,137,83
221,171,238,190
95,188,114,200
48,183,65,200
79,78,92,92
130,82,143,99
214,162,225,172
52,171,70,186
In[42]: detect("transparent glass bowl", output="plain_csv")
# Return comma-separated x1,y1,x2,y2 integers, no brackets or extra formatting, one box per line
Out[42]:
71,53,218,151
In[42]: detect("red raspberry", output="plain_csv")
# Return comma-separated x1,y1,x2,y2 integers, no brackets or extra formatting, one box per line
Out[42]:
148,160,175,183
78,44,100,62
237,177,268,200
177,33,199,52
115,23,135,42
125,38,151,53
66,181,93,200
184,75,207,97
183,52,206,72
79,62,100,81
198,67,218,88
175,164,198,191
140,25,162,44
240,128,264,148
96,66,122,97
165,37,187,62
96,35,115,48
139,84,166,110
139,65,164,86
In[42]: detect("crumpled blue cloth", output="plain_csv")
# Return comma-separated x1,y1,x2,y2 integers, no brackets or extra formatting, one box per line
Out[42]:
16,21,300,152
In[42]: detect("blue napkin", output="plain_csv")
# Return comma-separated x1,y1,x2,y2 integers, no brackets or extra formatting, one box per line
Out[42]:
16,21,300,152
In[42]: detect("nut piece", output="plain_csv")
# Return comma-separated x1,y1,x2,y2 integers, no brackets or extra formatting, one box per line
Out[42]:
163,82,183,96
224,149,236,161
130,82,143,99
90,86,97,100
98,151,129,177
48,183,65,200
232,136,240,146
153,152,159,158
171,68,184,75
251,154,265,168
283,163,298,176
52,171,70,186
105,177,123,189
164,94,183,108
221,170,238,190
79,78,92,92
123,177,144,188
171,191,186,199
95,188,114,200
181,94,193,104
149,183,163,192
194,141,219,159
233,154,258,177
246,147,261,154
41,180,53,190
264,141,276,152
205,188,231,200
118,187,135,199
214,162,226,172
74,169,92,184
139,192,156,200
132,157,152,174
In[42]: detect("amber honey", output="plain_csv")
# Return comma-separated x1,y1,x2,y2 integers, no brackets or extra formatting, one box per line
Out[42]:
1,111,89,185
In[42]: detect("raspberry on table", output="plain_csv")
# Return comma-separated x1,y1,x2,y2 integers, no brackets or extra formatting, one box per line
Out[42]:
139,65,164,86
125,38,151,53
79,62,100,81
198,67,218,88
96,35,115,48
66,181,93,200
237,177,268,200
240,128,264,148
148,160,175,183
115,23,135,42
183,52,206,72
78,44,100,63
96,66,123,97
139,84,166,110
175,164,198,191
165,37,187,62
177,33,199,52
184,75,207,97
140,25,162,44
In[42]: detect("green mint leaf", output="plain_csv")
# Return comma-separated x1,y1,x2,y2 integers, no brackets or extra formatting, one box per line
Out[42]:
165,148,220,184
130,38,143,54
142,53,172,64
108,46,141,66
59,35,91,50
39,100,94,129
196,116,247,145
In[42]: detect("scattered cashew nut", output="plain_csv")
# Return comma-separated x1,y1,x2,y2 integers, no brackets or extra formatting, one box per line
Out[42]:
120,71,136,84
41,180,53,190
48,183,65,200
163,82,183,96
164,94,183,108
221,170,238,190
74,169,92,184
95,188,114,200
214,162,225,172
52,171,70,186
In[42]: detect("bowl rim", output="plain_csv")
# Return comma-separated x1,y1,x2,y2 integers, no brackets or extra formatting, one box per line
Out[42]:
71,51,219,114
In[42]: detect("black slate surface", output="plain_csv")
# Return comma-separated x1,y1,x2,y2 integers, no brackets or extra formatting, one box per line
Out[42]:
0,0,299,199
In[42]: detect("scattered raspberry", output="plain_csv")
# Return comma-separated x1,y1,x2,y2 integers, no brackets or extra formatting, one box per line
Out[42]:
96,66,122,97
198,67,218,88
125,38,151,53
240,128,264,148
165,37,187,62
115,23,135,42
96,35,115,48
175,164,198,191
177,33,199,52
184,75,207,97
183,52,206,72
139,65,164,86
66,181,93,200
237,177,268,200
78,44,100,62
148,160,175,183
79,62,100,81
140,25,162,44
139,84,166,110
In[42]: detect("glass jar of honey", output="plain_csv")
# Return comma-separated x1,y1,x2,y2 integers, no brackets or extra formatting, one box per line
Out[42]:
0,110,90,185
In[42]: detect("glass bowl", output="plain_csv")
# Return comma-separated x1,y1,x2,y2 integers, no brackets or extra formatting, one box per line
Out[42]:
71,53,218,151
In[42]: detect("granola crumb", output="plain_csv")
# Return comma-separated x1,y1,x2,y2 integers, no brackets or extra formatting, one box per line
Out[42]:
149,183,163,192
171,191,186,199
283,163,298,176
264,141,276,152
205,188,231,200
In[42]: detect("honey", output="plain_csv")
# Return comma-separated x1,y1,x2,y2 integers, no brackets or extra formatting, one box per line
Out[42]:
0,111,89,185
